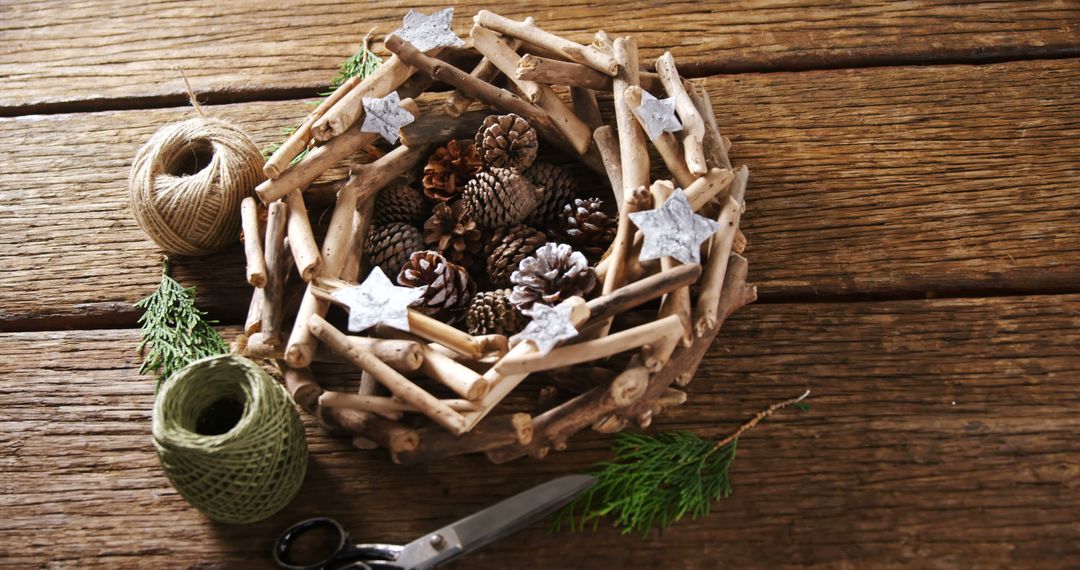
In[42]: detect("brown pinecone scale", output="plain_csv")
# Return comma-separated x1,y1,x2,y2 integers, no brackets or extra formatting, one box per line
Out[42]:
366,222,423,278
462,168,539,230
524,162,579,229
373,182,428,226
474,113,538,171
466,289,522,336
422,140,483,202
486,225,547,287
423,201,482,267
510,242,598,314
397,251,475,323
557,197,617,263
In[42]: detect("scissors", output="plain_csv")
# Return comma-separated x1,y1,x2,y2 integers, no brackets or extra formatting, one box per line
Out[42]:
273,474,596,570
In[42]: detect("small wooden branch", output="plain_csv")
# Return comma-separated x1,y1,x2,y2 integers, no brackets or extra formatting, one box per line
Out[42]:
696,167,749,337
240,197,266,287
319,391,478,416
309,314,468,435
284,190,321,282
317,404,419,454
471,23,592,154
515,54,664,92
688,81,732,170
399,110,487,147
241,333,421,372
444,19,531,117
260,200,288,345
683,167,736,211
264,74,362,179
282,364,322,413
496,315,684,376
586,263,701,323
613,37,649,192
656,53,707,175
255,97,421,204
244,287,263,336
624,86,696,188
377,327,490,400
592,126,623,211
393,413,532,465
474,10,618,76
650,181,694,346
407,310,487,361
571,87,603,131
311,53,431,143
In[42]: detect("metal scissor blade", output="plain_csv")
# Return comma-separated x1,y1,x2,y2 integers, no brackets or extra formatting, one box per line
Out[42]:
394,475,596,570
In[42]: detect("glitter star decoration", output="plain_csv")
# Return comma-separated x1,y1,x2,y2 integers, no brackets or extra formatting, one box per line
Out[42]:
633,90,683,140
628,188,722,264
516,302,580,355
391,7,465,53
360,91,415,144
330,266,426,333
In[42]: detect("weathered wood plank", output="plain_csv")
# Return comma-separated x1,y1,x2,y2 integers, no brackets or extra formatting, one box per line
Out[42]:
2,59,1078,328
1,1,1077,112
2,295,1078,567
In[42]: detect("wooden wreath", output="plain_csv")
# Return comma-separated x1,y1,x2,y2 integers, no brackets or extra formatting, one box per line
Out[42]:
235,10,756,465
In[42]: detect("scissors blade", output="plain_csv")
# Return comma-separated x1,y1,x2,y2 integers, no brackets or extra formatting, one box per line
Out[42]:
395,475,596,569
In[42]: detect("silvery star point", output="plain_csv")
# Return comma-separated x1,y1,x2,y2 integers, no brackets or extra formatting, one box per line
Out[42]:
628,189,722,265
391,7,465,53
330,266,425,333
517,302,580,355
633,90,682,140
360,92,415,144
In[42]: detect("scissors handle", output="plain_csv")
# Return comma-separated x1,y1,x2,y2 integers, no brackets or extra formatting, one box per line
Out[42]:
273,517,403,570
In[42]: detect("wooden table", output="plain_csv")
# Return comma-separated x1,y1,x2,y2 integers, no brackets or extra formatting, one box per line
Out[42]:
2,2,1078,568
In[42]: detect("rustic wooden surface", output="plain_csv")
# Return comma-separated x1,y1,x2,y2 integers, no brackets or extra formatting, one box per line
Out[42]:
1,2,1078,568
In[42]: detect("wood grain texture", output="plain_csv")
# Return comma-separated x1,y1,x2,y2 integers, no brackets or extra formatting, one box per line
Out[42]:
2,295,1077,568
1,1,1077,112
2,59,1078,329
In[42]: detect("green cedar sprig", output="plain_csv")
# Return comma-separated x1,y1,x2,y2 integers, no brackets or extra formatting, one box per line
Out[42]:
555,390,810,535
135,261,228,390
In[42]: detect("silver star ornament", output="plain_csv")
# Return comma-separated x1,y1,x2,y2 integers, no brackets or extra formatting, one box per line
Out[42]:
391,7,465,53
330,266,426,333
633,90,683,140
628,188,722,265
516,302,580,355
360,91,415,144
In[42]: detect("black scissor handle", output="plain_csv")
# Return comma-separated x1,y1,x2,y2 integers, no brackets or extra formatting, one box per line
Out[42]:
273,517,360,570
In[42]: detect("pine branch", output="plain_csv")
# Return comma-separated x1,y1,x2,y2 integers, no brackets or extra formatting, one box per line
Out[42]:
135,261,228,390
555,390,810,535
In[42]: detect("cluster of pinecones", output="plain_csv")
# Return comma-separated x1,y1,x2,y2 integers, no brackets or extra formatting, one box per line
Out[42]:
365,113,616,335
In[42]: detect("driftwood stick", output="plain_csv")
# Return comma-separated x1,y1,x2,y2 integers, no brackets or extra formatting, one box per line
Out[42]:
465,297,591,431
260,201,288,344
445,20,531,117
282,364,322,413
317,404,419,454
486,365,649,463
255,97,421,204
496,315,684,376
571,87,603,131
311,53,431,143
697,168,750,336
399,110,488,147
613,37,649,192
593,126,623,211
650,181,694,347
625,86,696,189
586,263,701,324
244,287,263,336
471,24,592,154
683,167,736,211
309,314,468,435
688,81,732,170
284,190,321,282
393,413,532,465
240,197,266,287
377,327,490,400
319,391,479,416
242,333,422,373
264,73,362,179
656,53,707,175
474,10,618,76
516,54,665,93
407,310,487,361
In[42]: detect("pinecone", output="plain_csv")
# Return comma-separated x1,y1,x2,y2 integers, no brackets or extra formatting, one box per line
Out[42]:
422,140,483,202
423,201,483,267
366,223,423,278
487,225,547,287
397,251,475,322
474,113,539,171
462,168,539,229
373,182,428,226
556,198,617,263
524,162,579,229
466,289,522,336
509,243,597,314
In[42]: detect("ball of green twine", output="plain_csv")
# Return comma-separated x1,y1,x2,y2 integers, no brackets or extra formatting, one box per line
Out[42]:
152,354,307,524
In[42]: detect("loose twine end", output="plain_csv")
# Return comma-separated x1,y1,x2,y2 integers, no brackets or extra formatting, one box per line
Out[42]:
175,67,207,119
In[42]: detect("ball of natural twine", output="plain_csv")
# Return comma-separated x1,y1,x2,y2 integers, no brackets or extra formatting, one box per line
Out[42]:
129,117,264,256
152,354,307,524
